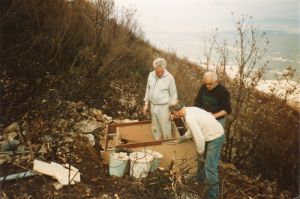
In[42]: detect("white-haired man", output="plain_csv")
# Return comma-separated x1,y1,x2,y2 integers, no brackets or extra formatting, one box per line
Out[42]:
143,57,178,140
169,101,225,199
194,71,231,127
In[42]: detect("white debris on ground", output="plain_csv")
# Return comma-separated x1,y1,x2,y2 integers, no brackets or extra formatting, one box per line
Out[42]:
33,159,81,185
112,152,129,160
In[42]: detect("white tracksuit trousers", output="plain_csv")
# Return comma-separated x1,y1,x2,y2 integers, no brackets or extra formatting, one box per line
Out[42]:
150,104,172,140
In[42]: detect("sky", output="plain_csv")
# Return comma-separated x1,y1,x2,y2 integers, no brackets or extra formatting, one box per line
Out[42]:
114,0,299,33
113,0,300,81
112,0,300,102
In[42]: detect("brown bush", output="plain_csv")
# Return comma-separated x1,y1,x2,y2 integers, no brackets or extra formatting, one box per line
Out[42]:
0,0,153,119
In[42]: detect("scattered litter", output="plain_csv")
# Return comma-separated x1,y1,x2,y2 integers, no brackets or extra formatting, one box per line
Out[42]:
0,154,12,164
103,114,112,122
53,182,64,190
0,171,36,182
33,159,80,185
3,122,20,134
6,131,18,142
82,134,95,146
75,120,103,133
1,140,20,151
63,137,73,143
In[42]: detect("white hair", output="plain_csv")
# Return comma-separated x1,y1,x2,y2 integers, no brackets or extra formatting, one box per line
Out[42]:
153,58,167,69
203,71,218,81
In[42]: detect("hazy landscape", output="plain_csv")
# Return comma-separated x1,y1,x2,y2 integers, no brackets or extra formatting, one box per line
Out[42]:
145,30,299,80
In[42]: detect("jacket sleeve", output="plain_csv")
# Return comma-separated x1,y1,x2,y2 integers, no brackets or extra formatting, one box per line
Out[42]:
186,118,205,154
144,75,150,103
220,87,231,114
169,76,178,103
194,85,203,108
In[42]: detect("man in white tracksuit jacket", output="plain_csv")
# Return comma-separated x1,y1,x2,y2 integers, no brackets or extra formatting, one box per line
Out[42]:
143,58,178,140
169,101,225,199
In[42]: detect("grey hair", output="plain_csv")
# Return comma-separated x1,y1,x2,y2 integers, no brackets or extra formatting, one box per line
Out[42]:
153,58,167,69
169,101,184,112
203,71,218,81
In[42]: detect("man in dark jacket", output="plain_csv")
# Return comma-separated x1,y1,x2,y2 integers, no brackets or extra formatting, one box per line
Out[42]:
194,71,231,127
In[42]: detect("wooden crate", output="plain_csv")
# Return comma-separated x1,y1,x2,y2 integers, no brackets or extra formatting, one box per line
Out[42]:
103,119,197,173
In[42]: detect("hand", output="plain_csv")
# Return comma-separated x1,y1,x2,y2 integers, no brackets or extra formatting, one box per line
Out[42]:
143,104,149,115
209,112,215,118
177,135,186,144
169,114,175,121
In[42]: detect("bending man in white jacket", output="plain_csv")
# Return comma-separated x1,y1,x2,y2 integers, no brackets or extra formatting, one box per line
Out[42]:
143,58,178,140
169,101,225,199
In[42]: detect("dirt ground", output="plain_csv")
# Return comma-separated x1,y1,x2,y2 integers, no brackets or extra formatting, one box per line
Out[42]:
0,100,296,199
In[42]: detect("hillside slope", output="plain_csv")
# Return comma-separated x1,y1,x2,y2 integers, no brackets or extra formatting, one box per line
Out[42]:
0,0,298,197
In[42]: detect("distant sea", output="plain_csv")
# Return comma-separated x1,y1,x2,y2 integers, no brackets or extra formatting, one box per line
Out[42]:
144,30,300,108
144,30,300,81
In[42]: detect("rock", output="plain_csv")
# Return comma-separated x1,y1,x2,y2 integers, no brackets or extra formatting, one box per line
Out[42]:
21,121,28,136
179,192,199,199
7,131,18,141
266,185,272,194
94,115,103,121
132,112,139,119
82,134,95,146
53,119,68,130
74,120,104,134
42,134,53,143
100,194,112,199
80,112,87,116
38,145,48,155
103,114,112,122
53,182,64,190
68,118,75,125
0,154,12,165
63,137,73,143
89,108,102,116
87,116,97,121
4,122,20,134
1,140,20,151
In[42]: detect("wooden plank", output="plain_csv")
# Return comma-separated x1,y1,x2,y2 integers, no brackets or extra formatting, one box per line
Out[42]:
116,139,176,149
104,126,109,150
108,120,151,134
118,124,153,142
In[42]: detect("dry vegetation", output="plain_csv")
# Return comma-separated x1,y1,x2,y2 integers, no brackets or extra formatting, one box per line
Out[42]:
0,0,298,198
163,15,299,194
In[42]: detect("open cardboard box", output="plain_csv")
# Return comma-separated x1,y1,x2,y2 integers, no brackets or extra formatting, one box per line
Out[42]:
103,118,197,173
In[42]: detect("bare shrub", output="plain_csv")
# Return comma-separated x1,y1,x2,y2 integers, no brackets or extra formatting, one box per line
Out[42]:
0,0,152,119
195,15,298,192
